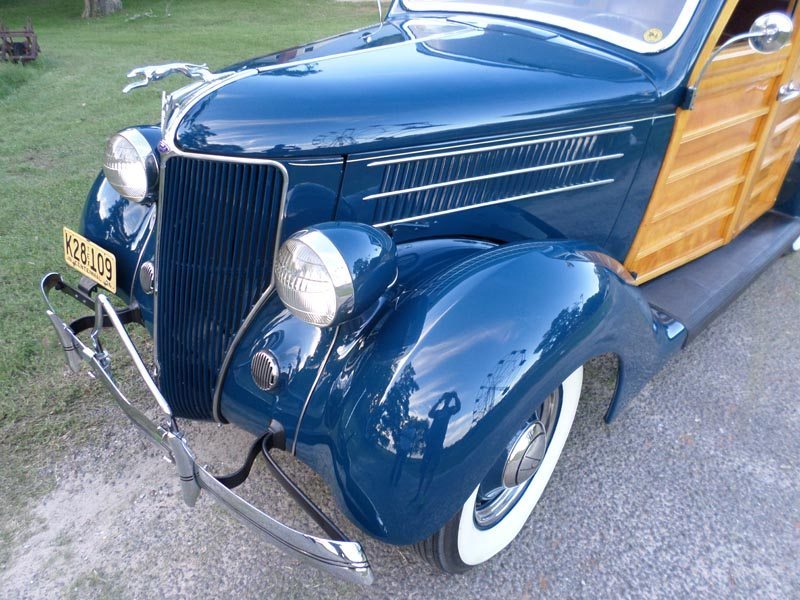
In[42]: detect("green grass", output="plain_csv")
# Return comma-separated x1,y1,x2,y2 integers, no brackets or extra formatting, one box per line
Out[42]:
0,0,380,567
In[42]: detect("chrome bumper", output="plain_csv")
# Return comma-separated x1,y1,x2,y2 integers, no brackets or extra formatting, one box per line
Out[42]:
40,272,373,585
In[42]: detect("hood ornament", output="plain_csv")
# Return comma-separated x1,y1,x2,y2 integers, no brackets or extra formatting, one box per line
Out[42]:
122,62,225,94
122,62,236,133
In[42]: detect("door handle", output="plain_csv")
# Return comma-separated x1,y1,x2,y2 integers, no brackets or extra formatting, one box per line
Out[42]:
779,82,800,103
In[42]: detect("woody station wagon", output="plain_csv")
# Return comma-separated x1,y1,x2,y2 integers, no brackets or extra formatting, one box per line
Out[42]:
41,0,800,583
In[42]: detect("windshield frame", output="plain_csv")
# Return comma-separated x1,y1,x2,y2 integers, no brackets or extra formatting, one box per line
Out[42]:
399,0,702,54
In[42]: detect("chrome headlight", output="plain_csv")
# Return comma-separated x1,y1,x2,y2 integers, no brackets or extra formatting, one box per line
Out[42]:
102,128,159,202
274,223,397,327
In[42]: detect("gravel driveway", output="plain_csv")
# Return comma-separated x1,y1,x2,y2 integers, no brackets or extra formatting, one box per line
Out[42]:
2,253,798,599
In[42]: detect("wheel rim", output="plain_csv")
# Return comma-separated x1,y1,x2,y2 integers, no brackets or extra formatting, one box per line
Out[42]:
473,387,562,528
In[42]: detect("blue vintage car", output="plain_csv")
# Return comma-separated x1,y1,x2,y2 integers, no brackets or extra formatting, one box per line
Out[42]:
41,0,800,584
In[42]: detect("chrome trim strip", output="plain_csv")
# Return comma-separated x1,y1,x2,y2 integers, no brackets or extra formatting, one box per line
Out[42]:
364,153,624,200
287,160,345,167
153,149,290,423
400,0,702,54
291,325,341,455
366,126,633,167
348,116,672,164
162,69,259,140
130,210,157,300
373,178,615,227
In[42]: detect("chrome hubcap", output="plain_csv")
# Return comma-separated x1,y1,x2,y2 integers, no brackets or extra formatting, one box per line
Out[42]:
474,388,561,528
502,420,547,487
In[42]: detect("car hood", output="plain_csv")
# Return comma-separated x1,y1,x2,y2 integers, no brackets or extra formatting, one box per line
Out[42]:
175,17,658,158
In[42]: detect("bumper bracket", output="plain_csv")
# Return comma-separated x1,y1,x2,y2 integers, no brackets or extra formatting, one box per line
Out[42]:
40,272,374,585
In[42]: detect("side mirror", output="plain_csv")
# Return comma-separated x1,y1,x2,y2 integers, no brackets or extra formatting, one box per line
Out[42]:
684,12,794,109
749,12,794,54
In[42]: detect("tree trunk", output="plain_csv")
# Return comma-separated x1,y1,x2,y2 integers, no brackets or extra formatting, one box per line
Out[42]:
82,0,123,18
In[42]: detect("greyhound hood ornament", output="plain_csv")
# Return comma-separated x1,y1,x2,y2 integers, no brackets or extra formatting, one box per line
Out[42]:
122,62,226,94
121,62,236,133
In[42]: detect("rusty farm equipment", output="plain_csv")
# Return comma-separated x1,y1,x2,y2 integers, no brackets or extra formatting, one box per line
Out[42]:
0,19,41,64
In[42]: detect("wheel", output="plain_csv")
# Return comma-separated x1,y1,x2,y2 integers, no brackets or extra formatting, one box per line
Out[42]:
413,367,584,573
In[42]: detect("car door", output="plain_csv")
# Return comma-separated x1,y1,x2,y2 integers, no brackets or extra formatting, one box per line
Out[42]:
625,0,800,284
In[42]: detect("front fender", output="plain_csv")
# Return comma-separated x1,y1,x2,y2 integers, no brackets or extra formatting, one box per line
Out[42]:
295,240,685,544
79,126,161,328
80,173,154,305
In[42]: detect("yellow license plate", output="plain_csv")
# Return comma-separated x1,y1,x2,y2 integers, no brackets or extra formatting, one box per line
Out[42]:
62,227,117,293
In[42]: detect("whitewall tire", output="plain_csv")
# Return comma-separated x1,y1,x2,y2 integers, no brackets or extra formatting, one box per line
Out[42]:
414,367,584,572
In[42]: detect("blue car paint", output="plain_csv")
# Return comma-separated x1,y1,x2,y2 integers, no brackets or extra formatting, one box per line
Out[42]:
291,240,685,543
339,117,659,263
176,20,658,159
79,126,162,323
389,1,728,105
80,174,154,306
74,0,740,545
219,238,494,439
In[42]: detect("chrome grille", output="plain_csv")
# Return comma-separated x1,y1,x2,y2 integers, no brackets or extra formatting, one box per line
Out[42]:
156,156,284,419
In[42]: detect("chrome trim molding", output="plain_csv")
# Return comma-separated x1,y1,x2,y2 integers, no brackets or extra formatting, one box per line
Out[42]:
365,125,634,167
162,69,259,141
291,325,341,455
39,274,374,585
130,210,156,301
153,150,290,423
400,0,702,54
364,153,624,200
349,116,671,165
286,159,345,167
373,178,615,227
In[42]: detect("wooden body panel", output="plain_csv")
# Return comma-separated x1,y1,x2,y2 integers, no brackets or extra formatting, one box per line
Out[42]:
625,3,800,284
735,54,800,232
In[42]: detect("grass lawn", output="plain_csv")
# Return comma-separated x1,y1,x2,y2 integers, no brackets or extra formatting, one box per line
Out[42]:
0,0,380,568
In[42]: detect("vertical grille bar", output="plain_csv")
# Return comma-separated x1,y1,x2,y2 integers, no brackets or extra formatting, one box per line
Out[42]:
157,156,284,419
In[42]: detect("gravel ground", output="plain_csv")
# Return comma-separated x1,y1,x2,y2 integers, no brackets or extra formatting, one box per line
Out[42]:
2,252,798,599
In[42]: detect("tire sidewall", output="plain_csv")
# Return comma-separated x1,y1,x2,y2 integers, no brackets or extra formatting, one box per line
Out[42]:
455,366,584,566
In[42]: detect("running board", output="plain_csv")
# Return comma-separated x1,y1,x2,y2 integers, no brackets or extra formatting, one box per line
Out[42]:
639,211,800,344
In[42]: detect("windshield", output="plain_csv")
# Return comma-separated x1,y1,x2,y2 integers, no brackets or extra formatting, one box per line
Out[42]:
401,1,701,53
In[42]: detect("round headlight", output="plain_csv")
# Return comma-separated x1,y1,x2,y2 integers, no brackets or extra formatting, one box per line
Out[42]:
102,128,159,202
274,223,397,327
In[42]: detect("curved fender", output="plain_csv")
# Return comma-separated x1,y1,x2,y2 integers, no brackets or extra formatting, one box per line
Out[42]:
79,126,161,325
80,173,154,306
294,240,686,544
219,238,493,436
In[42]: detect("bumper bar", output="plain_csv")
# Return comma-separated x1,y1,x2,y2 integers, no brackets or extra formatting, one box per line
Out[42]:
40,273,374,585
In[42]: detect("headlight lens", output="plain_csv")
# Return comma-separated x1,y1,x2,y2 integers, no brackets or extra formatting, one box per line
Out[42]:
274,224,397,328
274,230,354,327
102,129,159,202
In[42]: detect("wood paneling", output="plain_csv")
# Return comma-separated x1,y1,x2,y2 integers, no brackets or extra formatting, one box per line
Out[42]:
731,43,800,235
625,1,800,284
